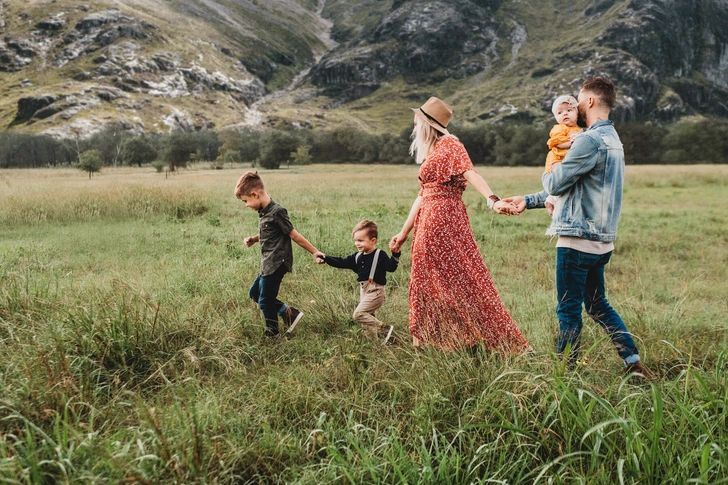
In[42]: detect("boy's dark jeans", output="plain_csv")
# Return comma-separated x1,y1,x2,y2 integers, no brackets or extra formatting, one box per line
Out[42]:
249,264,288,337
555,247,640,366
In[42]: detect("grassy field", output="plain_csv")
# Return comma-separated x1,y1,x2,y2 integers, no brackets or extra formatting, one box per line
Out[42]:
0,163,727,483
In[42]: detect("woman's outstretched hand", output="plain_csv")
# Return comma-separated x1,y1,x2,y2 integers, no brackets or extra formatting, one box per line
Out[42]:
390,232,407,253
493,200,520,215
501,196,527,214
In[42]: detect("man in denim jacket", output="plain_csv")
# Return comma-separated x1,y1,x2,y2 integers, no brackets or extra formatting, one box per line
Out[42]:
506,77,654,380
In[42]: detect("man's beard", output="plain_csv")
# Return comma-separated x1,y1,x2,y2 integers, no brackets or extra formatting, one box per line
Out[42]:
576,109,587,128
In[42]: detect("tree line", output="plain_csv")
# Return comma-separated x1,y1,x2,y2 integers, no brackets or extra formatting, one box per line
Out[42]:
1,118,727,170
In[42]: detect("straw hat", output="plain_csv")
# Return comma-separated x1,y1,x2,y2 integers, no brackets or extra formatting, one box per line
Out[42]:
411,97,452,135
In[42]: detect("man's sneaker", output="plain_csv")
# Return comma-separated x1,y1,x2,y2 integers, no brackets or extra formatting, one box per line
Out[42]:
382,325,394,345
283,307,304,333
625,361,657,382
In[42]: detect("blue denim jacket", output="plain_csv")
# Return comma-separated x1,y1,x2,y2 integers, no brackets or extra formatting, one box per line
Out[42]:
525,120,624,242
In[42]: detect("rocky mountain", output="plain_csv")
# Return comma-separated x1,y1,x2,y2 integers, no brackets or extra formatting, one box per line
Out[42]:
1,0,727,138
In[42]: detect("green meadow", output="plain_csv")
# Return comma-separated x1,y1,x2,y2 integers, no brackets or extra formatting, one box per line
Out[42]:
0,164,726,483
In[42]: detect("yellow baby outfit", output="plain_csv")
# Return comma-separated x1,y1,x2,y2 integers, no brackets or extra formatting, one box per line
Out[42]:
545,124,582,173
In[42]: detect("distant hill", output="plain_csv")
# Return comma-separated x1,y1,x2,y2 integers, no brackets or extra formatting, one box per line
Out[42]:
1,0,727,138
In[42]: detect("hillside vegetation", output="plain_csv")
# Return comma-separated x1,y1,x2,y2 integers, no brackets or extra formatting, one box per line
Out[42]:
1,0,727,138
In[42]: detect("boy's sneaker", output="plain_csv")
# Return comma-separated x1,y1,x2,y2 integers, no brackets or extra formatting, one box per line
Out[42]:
283,307,304,333
382,325,394,345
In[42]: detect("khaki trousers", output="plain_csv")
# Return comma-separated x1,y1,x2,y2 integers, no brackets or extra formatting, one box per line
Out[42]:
353,281,386,340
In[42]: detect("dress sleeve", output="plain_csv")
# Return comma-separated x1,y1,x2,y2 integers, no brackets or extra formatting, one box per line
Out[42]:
426,136,474,185
444,136,474,176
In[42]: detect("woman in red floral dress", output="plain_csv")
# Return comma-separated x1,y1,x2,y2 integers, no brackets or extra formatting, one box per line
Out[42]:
390,97,531,353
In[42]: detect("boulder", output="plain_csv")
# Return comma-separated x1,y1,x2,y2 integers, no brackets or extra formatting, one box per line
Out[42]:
75,10,128,31
16,94,60,120
4,37,37,57
33,103,67,120
151,52,179,71
36,19,66,31
0,41,31,71
95,86,128,101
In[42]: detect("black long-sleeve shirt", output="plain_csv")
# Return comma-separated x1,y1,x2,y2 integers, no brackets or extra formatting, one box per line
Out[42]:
324,249,400,286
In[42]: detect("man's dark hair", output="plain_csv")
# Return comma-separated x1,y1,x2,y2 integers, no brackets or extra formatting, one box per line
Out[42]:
581,76,616,109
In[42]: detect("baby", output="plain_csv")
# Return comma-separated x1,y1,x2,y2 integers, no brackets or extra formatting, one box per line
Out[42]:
545,95,582,212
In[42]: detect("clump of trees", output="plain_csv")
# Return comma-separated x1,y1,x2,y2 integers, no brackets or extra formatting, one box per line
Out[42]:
2,118,727,169
121,137,157,167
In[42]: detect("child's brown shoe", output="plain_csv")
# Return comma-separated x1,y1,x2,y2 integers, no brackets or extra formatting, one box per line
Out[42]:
283,307,304,333
625,361,657,382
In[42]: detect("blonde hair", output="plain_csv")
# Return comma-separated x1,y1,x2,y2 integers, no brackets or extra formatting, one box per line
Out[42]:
352,219,378,239
235,171,265,198
409,118,443,164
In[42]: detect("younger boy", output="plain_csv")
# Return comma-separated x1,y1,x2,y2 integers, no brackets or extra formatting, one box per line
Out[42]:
235,171,320,338
545,95,582,212
316,220,400,344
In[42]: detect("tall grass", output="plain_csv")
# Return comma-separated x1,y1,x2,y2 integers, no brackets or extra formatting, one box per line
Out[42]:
1,164,727,483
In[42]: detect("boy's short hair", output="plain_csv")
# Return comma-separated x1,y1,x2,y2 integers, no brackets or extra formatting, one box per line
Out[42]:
353,219,378,240
581,76,616,108
235,171,265,198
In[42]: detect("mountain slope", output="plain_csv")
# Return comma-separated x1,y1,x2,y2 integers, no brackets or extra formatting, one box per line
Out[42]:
0,0,333,136
1,0,727,138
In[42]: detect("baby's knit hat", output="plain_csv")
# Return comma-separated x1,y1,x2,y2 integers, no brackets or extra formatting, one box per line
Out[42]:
551,95,578,118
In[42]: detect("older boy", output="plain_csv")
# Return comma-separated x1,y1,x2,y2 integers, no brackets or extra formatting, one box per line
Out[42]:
235,171,320,338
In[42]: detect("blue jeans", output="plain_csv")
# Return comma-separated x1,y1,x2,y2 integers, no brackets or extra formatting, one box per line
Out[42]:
249,265,289,337
556,248,640,366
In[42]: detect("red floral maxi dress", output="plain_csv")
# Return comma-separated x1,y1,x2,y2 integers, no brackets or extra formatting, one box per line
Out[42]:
409,135,530,352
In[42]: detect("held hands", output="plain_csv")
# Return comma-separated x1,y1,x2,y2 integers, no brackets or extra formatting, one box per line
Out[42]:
389,232,407,253
313,251,326,264
492,200,519,216
501,196,527,215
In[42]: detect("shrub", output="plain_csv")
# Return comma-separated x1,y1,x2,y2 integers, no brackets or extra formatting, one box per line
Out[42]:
290,145,313,165
122,136,158,167
161,132,196,171
257,129,299,169
617,122,668,164
86,126,128,166
662,118,728,163
78,149,103,178
152,160,167,173
662,149,689,164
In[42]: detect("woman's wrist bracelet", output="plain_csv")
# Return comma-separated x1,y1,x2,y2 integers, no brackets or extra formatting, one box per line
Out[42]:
487,194,501,209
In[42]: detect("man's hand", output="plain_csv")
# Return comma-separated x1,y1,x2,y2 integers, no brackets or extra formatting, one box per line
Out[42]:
493,200,519,216
314,251,326,264
502,196,526,214
243,235,259,247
